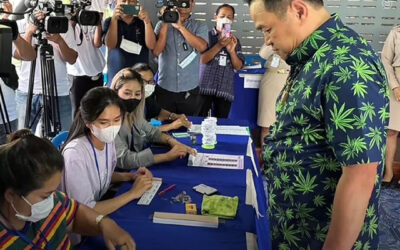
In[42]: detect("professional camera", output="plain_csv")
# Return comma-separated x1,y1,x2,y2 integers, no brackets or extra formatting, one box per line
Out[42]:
158,0,190,23
26,0,69,33
66,0,100,26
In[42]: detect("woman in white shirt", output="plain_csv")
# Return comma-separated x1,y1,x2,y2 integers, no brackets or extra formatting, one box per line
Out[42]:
60,87,153,215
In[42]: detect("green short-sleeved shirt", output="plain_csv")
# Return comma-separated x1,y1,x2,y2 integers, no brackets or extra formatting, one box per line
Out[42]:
263,14,389,250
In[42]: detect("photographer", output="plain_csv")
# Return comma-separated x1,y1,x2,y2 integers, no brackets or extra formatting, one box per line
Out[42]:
153,0,208,116
103,0,156,86
0,2,36,144
16,11,77,134
65,9,106,117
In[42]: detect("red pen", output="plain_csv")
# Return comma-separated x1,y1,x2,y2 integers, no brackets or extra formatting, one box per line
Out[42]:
158,184,176,197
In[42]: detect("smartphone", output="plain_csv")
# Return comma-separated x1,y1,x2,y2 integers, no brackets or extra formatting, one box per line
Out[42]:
221,23,232,38
122,5,140,15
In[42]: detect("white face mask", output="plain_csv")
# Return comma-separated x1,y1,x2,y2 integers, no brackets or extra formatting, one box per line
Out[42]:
91,124,121,144
12,194,54,223
216,17,232,30
145,84,155,98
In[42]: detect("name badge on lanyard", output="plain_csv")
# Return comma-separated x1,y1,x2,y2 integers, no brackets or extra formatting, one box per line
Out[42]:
120,36,142,55
179,50,197,69
219,55,227,67
270,54,280,68
88,138,109,200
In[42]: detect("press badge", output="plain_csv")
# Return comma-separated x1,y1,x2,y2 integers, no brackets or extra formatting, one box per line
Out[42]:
270,54,280,68
179,50,197,69
219,55,227,66
120,36,142,55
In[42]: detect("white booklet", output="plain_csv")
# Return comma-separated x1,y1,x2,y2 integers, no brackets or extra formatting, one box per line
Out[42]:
188,153,244,170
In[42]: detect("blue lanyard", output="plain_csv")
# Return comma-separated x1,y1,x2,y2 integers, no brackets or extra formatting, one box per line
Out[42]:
87,137,109,200
0,213,54,250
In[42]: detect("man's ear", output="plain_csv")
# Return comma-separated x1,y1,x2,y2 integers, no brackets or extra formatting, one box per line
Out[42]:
4,188,18,204
289,0,309,21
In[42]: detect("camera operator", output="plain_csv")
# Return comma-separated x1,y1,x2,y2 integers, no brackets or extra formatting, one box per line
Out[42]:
153,0,208,116
103,0,156,86
16,11,77,134
0,2,36,144
65,9,105,117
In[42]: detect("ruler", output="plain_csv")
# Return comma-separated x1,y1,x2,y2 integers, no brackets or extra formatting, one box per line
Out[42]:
137,178,163,205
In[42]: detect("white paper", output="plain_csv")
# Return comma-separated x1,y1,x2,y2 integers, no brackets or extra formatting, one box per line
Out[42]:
188,153,244,170
120,37,142,55
137,178,162,205
189,125,249,136
244,74,263,89
247,137,259,177
242,64,262,70
246,232,259,250
246,169,263,218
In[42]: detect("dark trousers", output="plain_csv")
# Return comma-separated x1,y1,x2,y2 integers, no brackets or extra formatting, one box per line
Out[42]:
155,85,202,116
199,95,232,118
69,74,103,118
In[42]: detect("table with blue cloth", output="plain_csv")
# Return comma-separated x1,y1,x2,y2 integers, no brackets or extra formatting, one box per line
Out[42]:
81,118,271,250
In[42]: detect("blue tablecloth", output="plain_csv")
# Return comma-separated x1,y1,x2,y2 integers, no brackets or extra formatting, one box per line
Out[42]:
228,69,266,129
81,118,270,250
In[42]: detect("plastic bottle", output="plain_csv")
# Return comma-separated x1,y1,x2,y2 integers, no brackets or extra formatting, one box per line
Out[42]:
201,117,217,149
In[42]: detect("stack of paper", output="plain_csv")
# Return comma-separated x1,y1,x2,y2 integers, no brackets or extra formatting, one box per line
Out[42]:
137,178,162,205
189,125,249,136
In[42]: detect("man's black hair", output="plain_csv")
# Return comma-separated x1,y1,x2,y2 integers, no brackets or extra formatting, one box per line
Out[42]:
216,4,236,16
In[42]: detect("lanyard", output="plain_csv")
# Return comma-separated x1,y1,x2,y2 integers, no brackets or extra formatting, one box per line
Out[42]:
0,212,54,250
87,138,109,200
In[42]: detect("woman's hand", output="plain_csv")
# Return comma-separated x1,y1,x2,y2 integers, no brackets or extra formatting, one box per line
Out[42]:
100,218,136,250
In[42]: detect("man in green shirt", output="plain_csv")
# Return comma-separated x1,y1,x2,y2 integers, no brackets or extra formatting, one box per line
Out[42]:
246,0,389,249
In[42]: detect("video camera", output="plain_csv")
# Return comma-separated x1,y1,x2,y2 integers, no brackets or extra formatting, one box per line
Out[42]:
158,0,190,23
26,0,100,34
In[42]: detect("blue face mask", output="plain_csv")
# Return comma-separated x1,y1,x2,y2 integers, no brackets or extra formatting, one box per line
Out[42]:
11,194,54,223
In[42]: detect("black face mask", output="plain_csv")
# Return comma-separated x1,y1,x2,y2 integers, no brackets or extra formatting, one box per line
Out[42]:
123,99,141,113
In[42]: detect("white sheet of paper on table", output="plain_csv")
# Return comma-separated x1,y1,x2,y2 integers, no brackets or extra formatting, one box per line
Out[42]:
188,153,244,170
247,137,259,177
137,178,162,205
246,169,263,218
189,125,249,136
243,74,263,89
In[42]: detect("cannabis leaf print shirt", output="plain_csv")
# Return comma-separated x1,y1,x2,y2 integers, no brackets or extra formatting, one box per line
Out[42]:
263,14,389,250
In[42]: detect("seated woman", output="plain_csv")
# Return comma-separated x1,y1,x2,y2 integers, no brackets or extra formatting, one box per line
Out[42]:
0,129,135,249
111,68,196,170
131,63,192,132
61,87,153,216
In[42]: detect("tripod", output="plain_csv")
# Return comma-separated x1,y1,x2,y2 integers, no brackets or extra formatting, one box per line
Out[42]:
0,83,12,135
24,32,61,138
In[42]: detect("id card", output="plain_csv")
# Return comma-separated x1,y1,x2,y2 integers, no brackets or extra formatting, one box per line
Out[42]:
179,51,197,69
270,54,280,68
219,55,227,67
120,37,142,55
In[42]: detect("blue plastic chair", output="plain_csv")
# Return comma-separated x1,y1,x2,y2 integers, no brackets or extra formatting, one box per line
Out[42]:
52,131,69,149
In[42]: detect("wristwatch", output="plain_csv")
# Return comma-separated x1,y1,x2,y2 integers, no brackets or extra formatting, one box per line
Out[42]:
168,112,177,120
95,214,105,225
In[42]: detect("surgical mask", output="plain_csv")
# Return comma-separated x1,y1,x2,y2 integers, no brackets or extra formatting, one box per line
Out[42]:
123,98,141,113
12,194,54,223
91,124,121,143
145,84,155,98
216,17,232,30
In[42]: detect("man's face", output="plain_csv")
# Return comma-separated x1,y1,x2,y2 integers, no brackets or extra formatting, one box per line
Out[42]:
250,0,299,60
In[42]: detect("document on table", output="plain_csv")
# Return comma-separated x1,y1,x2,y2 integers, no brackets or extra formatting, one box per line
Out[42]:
188,153,244,170
137,178,162,205
246,169,263,218
189,125,250,136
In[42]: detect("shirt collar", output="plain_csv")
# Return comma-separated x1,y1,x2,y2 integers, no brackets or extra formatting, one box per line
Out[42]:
286,13,342,66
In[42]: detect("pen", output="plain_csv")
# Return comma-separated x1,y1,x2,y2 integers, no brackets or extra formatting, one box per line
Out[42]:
158,184,176,197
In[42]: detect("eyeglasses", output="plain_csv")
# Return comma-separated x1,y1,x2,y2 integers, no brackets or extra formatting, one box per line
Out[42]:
143,80,155,85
